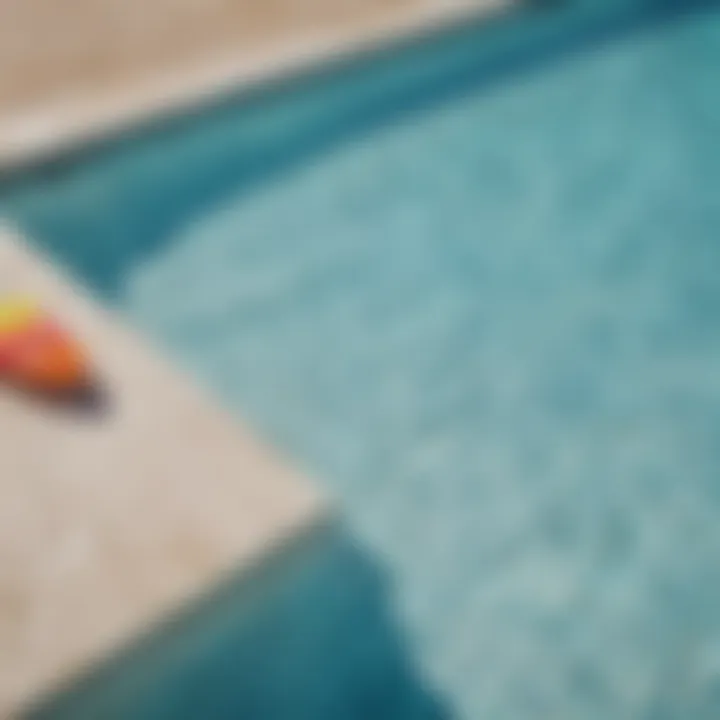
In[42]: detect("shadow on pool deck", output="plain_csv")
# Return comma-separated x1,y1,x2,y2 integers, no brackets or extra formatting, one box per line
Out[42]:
2,0,719,305
24,524,453,720
6,375,113,419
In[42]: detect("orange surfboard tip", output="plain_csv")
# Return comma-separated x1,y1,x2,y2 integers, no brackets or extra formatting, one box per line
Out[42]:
0,296,94,396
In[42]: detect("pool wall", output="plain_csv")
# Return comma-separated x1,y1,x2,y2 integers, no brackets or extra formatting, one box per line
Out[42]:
2,0,715,305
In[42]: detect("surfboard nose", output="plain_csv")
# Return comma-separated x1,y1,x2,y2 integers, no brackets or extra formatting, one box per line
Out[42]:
0,297,92,394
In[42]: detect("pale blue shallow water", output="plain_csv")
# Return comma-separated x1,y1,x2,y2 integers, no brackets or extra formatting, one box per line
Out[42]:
4,2,720,718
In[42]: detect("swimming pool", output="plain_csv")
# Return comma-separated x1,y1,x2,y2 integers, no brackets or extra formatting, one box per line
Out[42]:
5,0,720,717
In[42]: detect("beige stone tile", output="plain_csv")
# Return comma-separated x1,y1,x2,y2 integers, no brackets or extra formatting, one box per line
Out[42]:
0,228,328,717
0,0,502,112
0,0,512,167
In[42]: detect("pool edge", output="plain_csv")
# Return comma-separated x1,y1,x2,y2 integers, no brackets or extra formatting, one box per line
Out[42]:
0,0,514,173
0,224,332,717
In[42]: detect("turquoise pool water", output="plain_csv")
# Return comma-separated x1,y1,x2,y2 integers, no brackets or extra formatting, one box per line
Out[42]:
5,1,720,718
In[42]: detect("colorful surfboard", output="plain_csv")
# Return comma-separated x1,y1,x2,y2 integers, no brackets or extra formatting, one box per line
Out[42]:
0,297,91,394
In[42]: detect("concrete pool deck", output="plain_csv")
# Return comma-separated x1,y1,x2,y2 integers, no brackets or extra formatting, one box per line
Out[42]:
0,0,513,170
0,228,326,717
